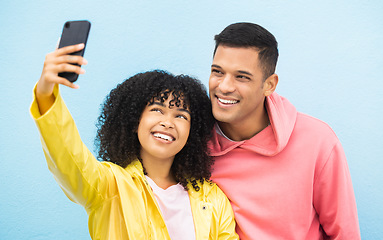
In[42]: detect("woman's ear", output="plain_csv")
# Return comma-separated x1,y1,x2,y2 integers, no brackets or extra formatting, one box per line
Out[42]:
263,73,279,97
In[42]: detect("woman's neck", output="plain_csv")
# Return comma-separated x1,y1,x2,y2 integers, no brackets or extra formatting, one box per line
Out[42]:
141,156,177,189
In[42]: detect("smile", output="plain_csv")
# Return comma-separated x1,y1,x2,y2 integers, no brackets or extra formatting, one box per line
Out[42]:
152,132,175,142
218,97,239,104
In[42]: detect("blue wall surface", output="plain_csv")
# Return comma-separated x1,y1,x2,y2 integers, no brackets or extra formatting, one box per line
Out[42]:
1,1,382,239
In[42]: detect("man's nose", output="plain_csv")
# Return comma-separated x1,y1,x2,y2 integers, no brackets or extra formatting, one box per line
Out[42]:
218,75,235,93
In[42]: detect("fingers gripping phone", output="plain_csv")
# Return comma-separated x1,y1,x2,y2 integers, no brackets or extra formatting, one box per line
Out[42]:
58,20,91,82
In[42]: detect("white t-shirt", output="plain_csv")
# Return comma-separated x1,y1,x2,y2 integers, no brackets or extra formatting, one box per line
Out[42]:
145,176,196,240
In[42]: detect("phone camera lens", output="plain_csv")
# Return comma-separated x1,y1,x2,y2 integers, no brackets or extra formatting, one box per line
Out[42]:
65,22,70,28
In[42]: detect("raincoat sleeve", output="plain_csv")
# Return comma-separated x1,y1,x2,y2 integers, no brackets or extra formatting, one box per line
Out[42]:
313,140,361,239
30,85,112,210
214,185,239,240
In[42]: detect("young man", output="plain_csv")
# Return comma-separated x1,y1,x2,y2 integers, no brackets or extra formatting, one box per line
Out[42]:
208,22,361,240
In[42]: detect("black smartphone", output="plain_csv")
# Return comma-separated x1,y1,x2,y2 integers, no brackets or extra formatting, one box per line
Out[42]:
58,20,91,82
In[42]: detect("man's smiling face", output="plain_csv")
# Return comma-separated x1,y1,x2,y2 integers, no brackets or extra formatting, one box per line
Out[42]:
209,45,268,128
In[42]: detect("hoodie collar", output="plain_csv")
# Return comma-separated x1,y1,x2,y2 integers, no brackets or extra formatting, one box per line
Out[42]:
208,92,297,157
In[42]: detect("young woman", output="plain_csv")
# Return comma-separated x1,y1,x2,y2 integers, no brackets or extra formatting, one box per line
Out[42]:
31,43,238,239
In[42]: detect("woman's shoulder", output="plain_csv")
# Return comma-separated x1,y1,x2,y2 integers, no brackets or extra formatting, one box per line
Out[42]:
102,159,144,177
189,180,228,200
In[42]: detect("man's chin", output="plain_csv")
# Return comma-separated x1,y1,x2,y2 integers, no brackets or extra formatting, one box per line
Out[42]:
212,110,235,124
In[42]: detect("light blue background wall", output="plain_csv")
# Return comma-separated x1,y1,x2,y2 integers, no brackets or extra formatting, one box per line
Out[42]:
1,0,382,239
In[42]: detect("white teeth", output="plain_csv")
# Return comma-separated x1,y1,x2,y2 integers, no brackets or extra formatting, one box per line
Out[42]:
153,133,174,141
218,98,238,104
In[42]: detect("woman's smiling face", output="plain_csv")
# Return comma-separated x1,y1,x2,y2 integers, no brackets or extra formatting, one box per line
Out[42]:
137,93,191,162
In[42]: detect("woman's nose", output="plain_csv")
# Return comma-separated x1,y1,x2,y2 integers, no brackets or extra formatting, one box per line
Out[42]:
160,117,175,129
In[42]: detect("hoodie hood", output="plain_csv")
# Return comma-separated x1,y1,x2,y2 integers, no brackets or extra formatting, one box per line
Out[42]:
208,92,297,157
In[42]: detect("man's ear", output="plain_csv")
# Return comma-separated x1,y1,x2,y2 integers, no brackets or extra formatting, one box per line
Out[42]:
263,74,278,97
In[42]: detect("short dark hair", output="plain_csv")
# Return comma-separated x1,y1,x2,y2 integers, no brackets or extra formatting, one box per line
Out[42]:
214,22,279,79
95,70,215,191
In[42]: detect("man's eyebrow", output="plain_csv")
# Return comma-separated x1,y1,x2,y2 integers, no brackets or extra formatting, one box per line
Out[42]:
211,64,253,77
211,64,222,69
238,70,253,77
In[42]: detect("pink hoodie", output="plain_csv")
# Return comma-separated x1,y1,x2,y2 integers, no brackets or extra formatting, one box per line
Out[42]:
209,92,360,240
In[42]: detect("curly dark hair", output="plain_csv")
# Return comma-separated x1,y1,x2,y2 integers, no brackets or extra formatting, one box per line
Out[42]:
95,70,215,191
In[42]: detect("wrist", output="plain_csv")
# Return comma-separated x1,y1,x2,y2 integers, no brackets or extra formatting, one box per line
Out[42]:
36,81,55,98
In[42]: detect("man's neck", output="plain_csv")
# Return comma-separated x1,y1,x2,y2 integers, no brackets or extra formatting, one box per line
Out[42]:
218,109,270,141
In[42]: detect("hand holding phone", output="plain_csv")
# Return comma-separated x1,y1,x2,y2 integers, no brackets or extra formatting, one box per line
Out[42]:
36,43,88,114
36,20,90,114
58,20,91,82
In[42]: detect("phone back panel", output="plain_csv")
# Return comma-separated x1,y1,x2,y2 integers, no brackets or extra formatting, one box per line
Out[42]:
58,20,91,82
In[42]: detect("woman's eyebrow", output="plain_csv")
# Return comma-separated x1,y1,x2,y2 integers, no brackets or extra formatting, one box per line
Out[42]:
178,108,191,115
148,102,165,107
149,101,191,115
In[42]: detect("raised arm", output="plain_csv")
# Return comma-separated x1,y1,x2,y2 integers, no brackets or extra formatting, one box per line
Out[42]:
36,43,87,114
31,44,112,209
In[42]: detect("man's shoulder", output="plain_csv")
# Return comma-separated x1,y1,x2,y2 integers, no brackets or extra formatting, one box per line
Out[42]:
295,111,339,140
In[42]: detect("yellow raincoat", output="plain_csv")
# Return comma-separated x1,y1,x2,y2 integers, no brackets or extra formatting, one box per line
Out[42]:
30,86,238,240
